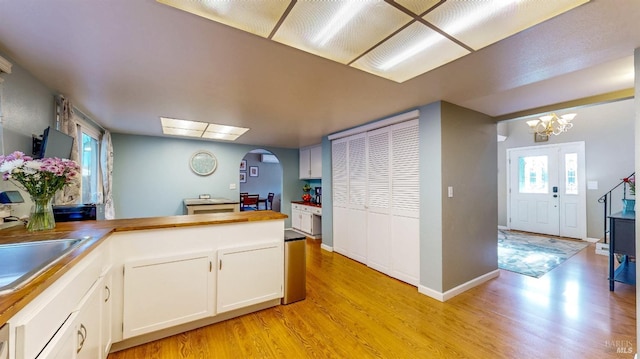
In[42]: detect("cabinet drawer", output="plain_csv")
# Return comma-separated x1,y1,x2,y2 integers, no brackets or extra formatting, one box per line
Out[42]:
310,207,322,215
292,204,302,211
14,251,101,359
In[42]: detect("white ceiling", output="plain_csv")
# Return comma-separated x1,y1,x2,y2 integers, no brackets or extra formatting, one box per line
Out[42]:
0,0,637,149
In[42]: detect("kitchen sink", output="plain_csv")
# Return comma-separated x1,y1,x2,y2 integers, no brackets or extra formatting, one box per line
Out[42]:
0,238,87,294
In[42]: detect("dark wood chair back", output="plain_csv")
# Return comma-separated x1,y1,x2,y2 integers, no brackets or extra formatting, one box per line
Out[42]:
242,194,259,211
267,192,274,210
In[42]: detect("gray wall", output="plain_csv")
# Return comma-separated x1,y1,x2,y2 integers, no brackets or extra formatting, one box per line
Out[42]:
112,133,300,227
497,99,635,239
439,102,497,291
322,101,498,294
0,50,55,218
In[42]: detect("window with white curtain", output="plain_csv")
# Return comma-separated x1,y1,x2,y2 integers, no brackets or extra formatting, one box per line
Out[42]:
76,119,102,204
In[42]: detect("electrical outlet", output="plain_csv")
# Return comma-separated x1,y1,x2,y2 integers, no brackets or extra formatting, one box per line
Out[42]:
447,186,454,198
229,183,237,190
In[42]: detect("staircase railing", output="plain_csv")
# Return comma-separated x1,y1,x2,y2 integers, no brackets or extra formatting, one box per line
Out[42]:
598,172,635,244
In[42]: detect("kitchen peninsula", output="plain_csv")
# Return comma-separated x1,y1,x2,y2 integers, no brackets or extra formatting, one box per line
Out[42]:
0,210,287,358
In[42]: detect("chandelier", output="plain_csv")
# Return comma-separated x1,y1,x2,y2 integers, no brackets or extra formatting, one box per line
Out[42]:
526,113,576,136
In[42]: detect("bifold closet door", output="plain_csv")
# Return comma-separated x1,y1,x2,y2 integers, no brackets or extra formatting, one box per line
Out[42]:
347,133,367,264
366,127,391,274
332,139,348,256
390,119,420,285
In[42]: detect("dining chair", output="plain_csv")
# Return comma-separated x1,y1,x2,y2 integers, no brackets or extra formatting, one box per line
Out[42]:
241,194,259,211
239,193,249,210
266,192,274,210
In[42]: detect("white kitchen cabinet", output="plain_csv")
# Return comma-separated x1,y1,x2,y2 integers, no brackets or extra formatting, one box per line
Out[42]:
35,311,78,359
100,269,113,359
123,251,215,339
75,278,103,359
291,206,302,230
13,246,103,359
36,276,104,359
217,242,283,313
299,144,322,179
291,203,322,236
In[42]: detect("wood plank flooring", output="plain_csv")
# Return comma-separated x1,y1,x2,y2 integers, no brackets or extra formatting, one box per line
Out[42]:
108,238,636,358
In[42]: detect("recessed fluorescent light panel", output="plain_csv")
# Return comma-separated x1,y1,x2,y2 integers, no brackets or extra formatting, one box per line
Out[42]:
156,0,590,83
157,0,289,37
273,1,411,64
161,117,249,141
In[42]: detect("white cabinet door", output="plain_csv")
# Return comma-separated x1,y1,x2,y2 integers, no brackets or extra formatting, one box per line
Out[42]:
309,145,322,178
300,145,322,179
299,147,311,179
75,278,103,359
291,208,302,231
37,311,79,359
217,242,283,313
100,270,113,358
123,251,215,339
300,211,312,234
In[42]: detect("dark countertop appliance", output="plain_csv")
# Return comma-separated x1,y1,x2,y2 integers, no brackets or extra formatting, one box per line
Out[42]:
53,204,105,222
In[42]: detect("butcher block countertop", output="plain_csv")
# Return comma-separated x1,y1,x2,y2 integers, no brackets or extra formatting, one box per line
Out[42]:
0,210,287,326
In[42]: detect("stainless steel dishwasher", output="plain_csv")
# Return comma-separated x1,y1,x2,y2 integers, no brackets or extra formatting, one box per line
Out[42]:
282,230,306,304
0,323,8,359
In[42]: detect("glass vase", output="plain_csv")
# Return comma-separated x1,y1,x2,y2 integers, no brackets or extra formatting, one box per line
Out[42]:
27,195,55,231
622,198,636,215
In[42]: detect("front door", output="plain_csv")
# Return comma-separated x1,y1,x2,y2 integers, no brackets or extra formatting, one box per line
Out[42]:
508,142,586,239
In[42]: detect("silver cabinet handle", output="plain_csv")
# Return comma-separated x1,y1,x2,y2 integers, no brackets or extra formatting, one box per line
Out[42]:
77,324,87,353
104,285,111,302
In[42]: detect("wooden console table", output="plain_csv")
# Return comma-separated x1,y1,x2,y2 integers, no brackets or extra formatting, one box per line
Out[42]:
609,211,636,291
184,198,240,214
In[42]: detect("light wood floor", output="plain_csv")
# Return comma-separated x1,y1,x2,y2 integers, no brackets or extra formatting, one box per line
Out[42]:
108,238,636,359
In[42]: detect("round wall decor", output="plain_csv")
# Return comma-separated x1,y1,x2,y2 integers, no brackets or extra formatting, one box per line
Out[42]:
190,150,217,176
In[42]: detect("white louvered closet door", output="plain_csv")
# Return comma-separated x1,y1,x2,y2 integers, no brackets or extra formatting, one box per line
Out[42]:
332,139,348,256
366,127,392,275
347,133,367,263
390,119,420,285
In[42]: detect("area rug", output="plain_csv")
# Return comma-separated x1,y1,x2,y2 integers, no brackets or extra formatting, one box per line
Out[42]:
498,230,589,278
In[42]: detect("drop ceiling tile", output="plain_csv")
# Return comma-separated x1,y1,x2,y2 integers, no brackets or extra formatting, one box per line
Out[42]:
424,0,590,51
351,22,470,83
157,0,290,38
273,1,412,64
394,0,442,16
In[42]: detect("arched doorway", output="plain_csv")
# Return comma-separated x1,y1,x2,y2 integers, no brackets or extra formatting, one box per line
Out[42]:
239,149,283,212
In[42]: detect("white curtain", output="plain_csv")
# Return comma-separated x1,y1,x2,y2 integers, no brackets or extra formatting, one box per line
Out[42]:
100,130,115,219
55,95,81,204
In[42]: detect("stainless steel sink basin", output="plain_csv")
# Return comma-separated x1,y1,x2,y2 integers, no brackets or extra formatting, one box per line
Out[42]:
0,239,87,293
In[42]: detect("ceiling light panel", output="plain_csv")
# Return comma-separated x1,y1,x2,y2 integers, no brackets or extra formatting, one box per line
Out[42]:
162,127,204,138
273,1,412,64
423,0,590,51
394,0,442,16
157,0,290,38
161,117,208,131
205,123,249,136
351,22,470,83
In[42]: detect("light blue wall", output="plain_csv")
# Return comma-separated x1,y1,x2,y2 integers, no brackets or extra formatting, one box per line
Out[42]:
0,50,56,218
112,133,301,227
0,50,54,156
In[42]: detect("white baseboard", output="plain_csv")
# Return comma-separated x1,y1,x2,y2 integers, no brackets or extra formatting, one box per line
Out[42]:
595,242,609,256
418,269,500,302
584,237,600,243
498,225,509,230
320,243,333,252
